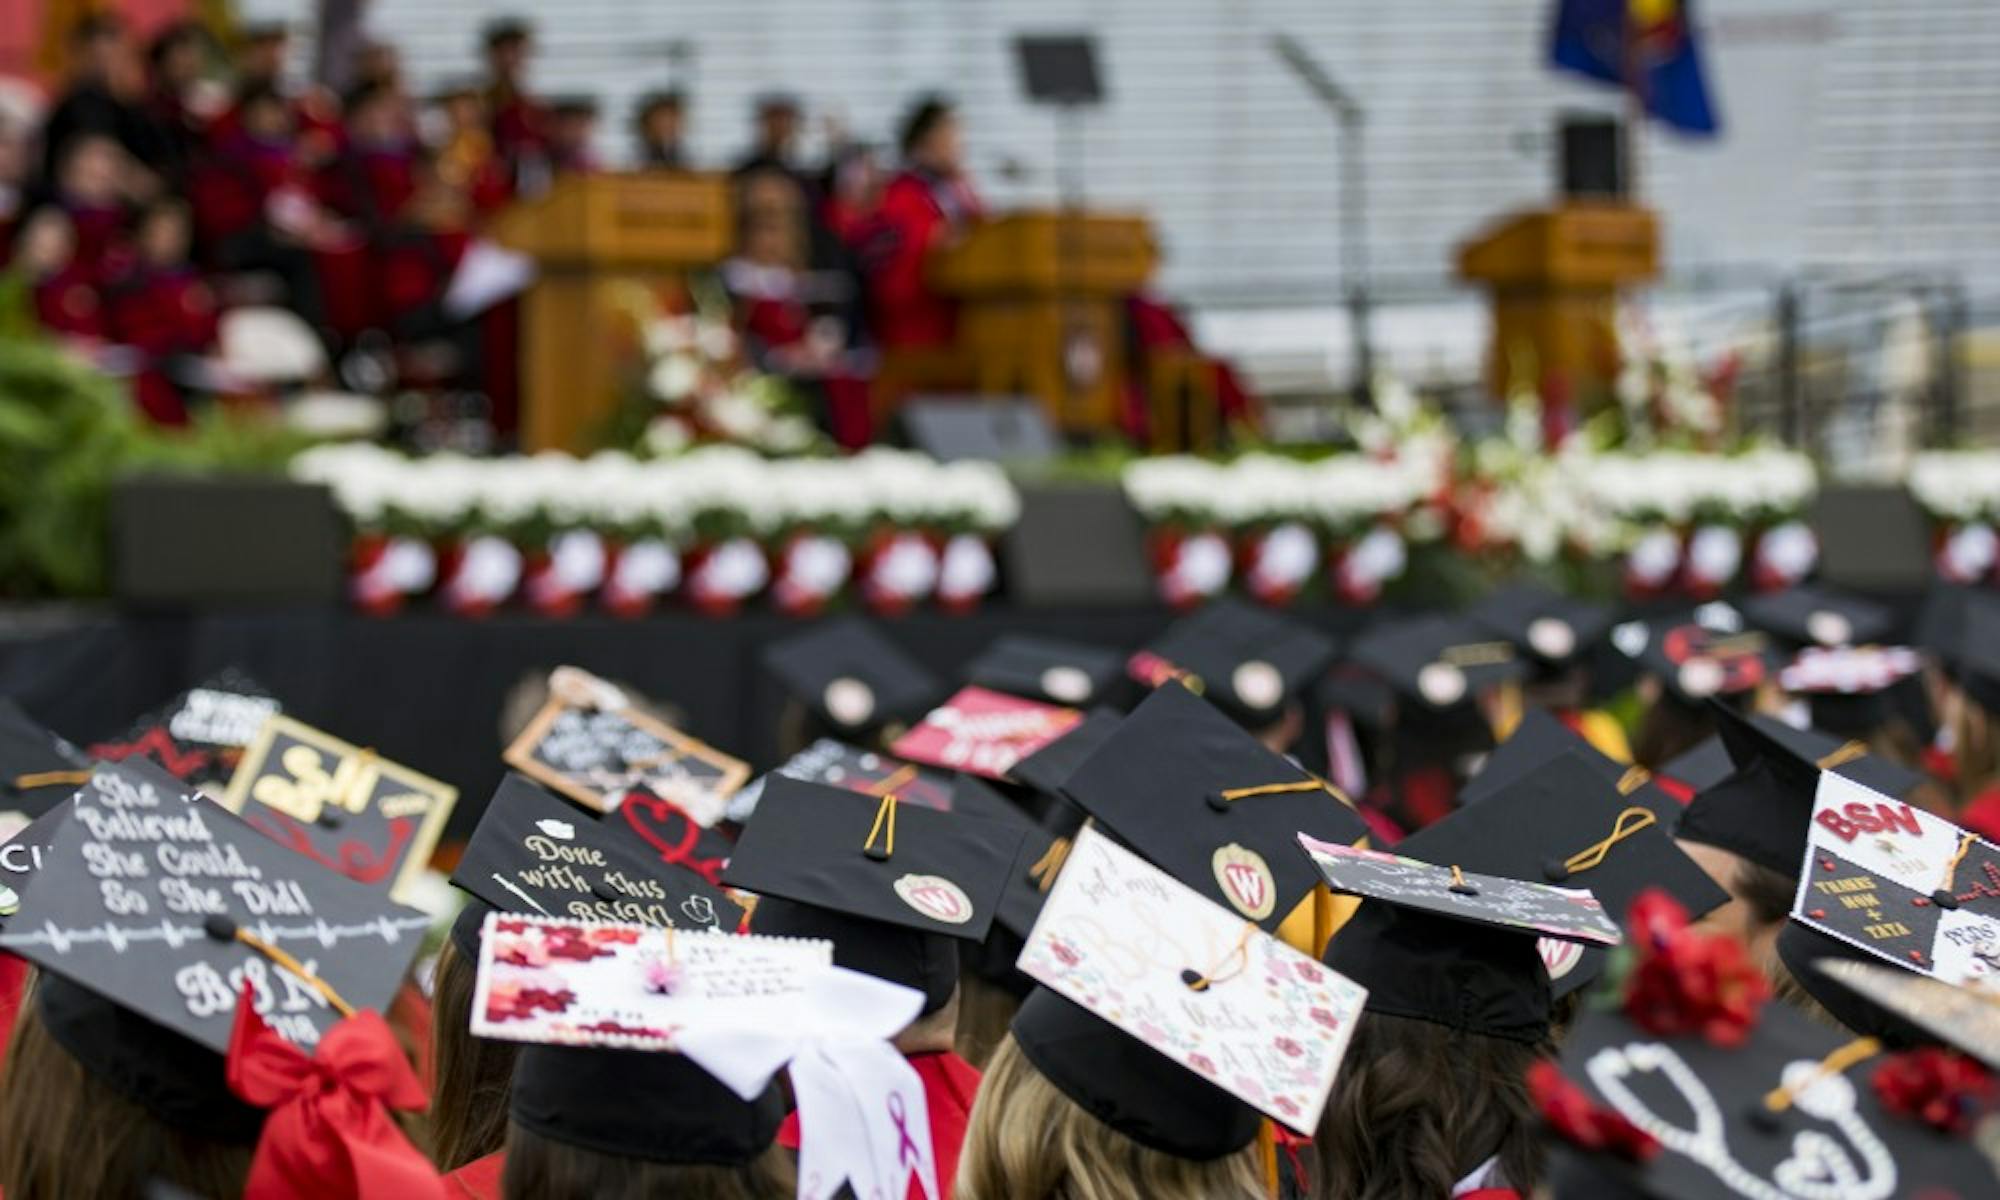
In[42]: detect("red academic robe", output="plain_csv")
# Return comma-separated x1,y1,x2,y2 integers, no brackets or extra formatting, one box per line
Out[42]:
866,170,981,350
33,265,107,341
442,1150,504,1200
779,1049,980,1199
0,952,28,1078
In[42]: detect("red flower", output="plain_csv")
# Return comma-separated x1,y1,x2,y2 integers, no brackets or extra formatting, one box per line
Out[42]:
1528,1060,1661,1162
1622,889,1771,1047
1872,1048,1996,1137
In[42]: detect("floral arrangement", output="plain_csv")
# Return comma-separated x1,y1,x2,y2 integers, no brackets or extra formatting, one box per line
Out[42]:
290,444,1018,618
1907,450,2000,584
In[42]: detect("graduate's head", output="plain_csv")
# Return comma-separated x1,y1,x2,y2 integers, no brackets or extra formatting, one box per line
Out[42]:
899,94,960,173
136,198,191,265
502,1044,792,1200
235,84,294,142
147,20,212,89
428,902,522,1172
752,93,801,154
235,22,291,84
69,12,128,81
548,97,601,155
637,90,687,146
57,132,123,207
344,80,407,147
14,208,75,277
482,18,533,77
0,973,261,1199
956,993,1267,1200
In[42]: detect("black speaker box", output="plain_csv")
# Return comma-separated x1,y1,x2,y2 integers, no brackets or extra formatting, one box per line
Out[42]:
1809,485,1933,593
1002,483,1154,607
1560,114,1623,199
110,475,345,606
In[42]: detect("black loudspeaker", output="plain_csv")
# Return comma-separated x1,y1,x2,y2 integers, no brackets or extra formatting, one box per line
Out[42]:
1809,485,1933,593
1002,483,1154,607
110,475,346,606
901,396,1061,464
1015,35,1104,106
1560,114,1623,199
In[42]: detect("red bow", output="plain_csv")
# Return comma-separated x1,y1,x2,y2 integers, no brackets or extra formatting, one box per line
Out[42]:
1872,1048,1996,1137
1622,889,1771,1047
226,986,445,1200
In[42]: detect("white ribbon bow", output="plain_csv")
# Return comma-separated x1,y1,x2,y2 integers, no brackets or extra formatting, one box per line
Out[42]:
676,965,938,1200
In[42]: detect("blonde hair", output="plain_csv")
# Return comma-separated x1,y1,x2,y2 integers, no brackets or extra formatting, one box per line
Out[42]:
954,1034,1266,1200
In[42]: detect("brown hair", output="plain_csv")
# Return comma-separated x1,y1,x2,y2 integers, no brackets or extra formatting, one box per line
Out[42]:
1310,1012,1548,1200
1730,858,1844,1030
955,1034,1266,1200
428,937,520,1170
0,990,254,1199
1631,691,1715,771
500,1121,794,1200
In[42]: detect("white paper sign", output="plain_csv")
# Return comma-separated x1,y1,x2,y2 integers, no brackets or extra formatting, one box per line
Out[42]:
1016,824,1365,1133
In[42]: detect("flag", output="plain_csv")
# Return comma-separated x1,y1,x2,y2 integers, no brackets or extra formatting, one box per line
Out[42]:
1550,0,1720,136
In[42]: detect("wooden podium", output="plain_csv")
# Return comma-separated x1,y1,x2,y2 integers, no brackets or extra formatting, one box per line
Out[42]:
927,210,1158,434
1456,203,1659,402
495,173,733,452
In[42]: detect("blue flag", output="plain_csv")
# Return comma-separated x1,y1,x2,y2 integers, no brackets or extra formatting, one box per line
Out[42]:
1550,0,1720,136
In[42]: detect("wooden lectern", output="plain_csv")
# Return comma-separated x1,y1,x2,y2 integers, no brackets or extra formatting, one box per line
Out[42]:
495,173,733,452
1456,203,1659,402
927,211,1158,434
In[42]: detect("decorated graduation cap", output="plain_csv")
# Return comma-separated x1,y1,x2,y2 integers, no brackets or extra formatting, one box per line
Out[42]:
1348,613,1529,714
1127,598,1337,728
87,668,280,788
1537,895,1997,1200
1811,958,2000,1072
889,686,1083,781
1779,644,1932,746
1061,682,1367,930
1302,838,1620,1044
1468,581,1614,670
1013,825,1367,1151
1404,748,1726,995
451,773,744,935
0,759,432,1056
963,634,1125,708
1610,602,1773,704
1740,583,1894,650
0,696,89,828
762,617,942,737
723,775,1028,1013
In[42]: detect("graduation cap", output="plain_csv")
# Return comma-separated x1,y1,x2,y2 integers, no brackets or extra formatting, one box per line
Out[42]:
1658,734,1730,795
1740,583,1894,650
1544,993,1998,1199
1810,958,2000,1071
726,740,957,824
1779,645,1932,746
1949,594,2000,714
1468,581,1614,670
723,776,1028,1012
1348,614,1528,714
1748,710,1925,801
1458,707,1654,809
510,1042,785,1165
890,686,1083,782
1400,750,1727,996
87,668,280,787
935,774,1077,942
1061,683,1367,930
963,634,1125,708
1128,598,1337,728
0,760,432,1055
1610,603,1773,704
451,773,744,935
1314,662,1397,730
1,757,190,925
0,696,89,828
762,617,941,737
1303,838,1620,1044
1004,707,1120,822
1674,704,1833,877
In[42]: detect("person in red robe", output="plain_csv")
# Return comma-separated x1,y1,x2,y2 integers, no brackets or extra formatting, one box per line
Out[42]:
101,200,218,424
863,95,981,351
480,18,549,194
190,84,339,331
49,133,130,282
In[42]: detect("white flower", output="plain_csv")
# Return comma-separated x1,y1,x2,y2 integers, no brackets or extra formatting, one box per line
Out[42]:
644,415,694,457
649,353,703,404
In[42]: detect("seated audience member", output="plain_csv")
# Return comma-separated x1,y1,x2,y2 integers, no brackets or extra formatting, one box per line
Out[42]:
866,95,980,351
223,21,342,170
50,133,130,279
1,210,90,341
322,80,420,231
544,96,602,175
103,200,218,424
142,21,216,189
193,84,339,328
821,142,885,246
634,90,690,169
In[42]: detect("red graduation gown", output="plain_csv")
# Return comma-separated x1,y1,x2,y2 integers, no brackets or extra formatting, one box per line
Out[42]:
442,1150,504,1200
779,1049,981,1199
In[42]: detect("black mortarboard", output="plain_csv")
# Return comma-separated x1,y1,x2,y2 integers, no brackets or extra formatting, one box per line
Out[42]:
1952,595,2000,714
1005,708,1121,800
1401,750,1727,996
936,774,1077,942
763,618,942,736
1304,839,1620,1043
1061,684,1367,930
451,773,744,934
0,697,88,826
1009,986,1262,1160
449,896,496,961
88,668,280,788
1468,581,1614,670
1610,603,1774,704
1314,662,1398,729
1810,958,2000,1071
1546,999,1998,1199
1673,705,1827,876
1659,735,1730,794
728,740,957,823
510,1043,784,1164
1458,707,1654,809
0,760,431,1054
1743,710,1924,800
1740,583,1894,650
725,777,1027,1011
1129,599,1336,728
964,634,1125,709
1348,614,1528,714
